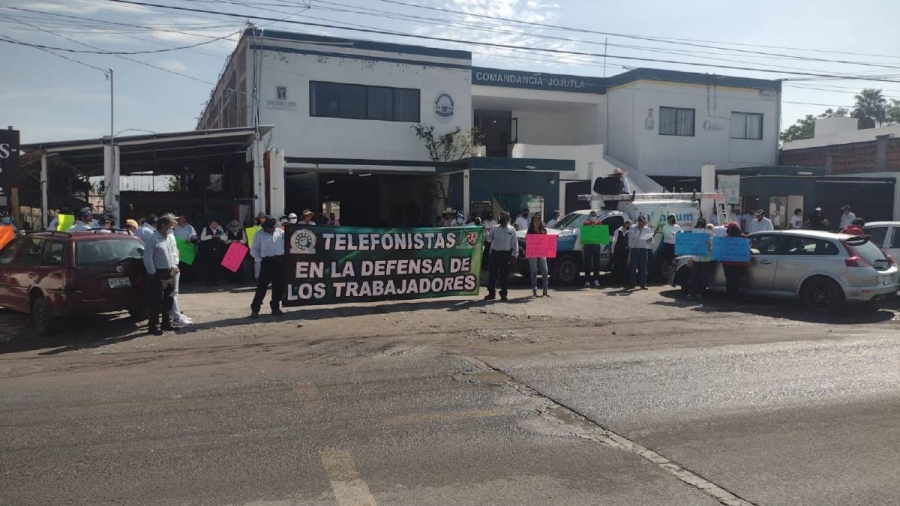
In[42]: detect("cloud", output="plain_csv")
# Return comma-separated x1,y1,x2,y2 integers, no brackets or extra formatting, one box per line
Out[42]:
157,58,188,73
25,0,152,15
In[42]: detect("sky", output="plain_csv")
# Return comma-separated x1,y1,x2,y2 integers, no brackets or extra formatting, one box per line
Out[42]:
2,0,900,143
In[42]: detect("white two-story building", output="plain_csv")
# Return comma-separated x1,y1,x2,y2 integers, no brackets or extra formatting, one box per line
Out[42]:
198,28,781,225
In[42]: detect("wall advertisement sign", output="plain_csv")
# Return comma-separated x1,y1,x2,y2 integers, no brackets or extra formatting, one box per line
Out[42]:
283,225,483,305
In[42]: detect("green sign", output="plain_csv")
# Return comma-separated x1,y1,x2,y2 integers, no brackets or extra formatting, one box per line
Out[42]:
580,224,609,245
283,225,483,305
175,237,197,265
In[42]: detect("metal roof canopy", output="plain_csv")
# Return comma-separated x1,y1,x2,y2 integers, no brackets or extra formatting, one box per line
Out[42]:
20,126,274,176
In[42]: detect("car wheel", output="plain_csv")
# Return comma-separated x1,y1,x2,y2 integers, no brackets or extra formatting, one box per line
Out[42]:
128,304,149,323
552,255,580,285
30,294,55,336
801,277,843,312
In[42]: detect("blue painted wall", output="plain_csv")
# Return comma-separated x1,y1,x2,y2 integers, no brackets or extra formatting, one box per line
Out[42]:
469,170,559,215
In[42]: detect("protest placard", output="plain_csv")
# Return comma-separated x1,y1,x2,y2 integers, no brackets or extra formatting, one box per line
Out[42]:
712,237,751,262
675,232,710,256
526,234,557,259
0,225,14,250
175,237,197,265
56,214,74,231
221,242,248,273
580,224,609,245
246,226,261,248
283,225,483,305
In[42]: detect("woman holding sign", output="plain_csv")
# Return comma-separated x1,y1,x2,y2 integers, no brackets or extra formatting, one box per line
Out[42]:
527,214,550,297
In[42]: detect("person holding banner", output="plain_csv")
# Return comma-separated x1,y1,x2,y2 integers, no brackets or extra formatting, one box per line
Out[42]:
485,212,518,302
626,216,654,290
611,220,631,286
582,211,603,288
527,213,550,297
249,217,286,318
200,220,228,286
687,224,715,301
722,222,749,299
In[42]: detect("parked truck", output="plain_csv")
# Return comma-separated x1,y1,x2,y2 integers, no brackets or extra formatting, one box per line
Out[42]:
516,193,720,284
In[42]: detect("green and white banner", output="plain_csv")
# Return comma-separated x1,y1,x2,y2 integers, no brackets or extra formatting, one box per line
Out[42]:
283,225,484,306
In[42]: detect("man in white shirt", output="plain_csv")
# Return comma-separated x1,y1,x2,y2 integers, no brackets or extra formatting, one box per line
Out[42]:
249,217,286,318
174,215,198,243
161,213,192,328
142,216,178,336
657,214,682,281
485,212,519,301
482,212,496,269
68,208,94,232
513,208,530,231
546,210,561,228
750,210,774,233
790,209,803,229
627,216,654,290
839,205,856,230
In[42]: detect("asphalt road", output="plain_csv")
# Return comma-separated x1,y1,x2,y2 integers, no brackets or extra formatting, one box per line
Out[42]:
2,282,900,505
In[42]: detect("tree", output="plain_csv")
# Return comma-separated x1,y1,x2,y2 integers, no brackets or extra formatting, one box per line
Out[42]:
412,124,485,162
852,88,887,129
780,115,816,143
819,107,848,118
886,99,900,126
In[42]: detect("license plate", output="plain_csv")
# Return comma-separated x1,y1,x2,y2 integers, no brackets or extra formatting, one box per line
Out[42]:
108,277,131,288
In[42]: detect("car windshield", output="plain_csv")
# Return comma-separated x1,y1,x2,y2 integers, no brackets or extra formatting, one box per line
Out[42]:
845,236,890,270
553,212,589,230
75,239,142,266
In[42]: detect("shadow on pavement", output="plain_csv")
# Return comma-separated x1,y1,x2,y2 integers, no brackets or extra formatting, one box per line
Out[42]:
0,310,146,355
657,289,898,325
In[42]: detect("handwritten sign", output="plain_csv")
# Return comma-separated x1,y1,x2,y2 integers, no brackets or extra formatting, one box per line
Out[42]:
175,237,197,265
221,242,248,273
57,214,74,231
246,226,261,248
0,225,15,250
580,224,609,245
712,237,751,262
526,234,558,259
675,232,710,256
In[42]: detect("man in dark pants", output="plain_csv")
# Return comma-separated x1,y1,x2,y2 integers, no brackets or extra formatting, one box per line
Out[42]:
485,212,519,301
249,217,285,318
142,216,178,335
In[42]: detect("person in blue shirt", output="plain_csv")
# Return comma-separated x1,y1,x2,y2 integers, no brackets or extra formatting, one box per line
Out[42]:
142,216,178,335
249,217,285,319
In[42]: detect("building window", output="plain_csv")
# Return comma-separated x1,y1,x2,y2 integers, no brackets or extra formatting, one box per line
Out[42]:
310,81,420,122
731,112,763,140
659,107,695,136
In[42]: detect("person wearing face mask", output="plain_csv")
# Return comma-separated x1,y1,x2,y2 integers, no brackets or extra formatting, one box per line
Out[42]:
626,216,654,290
287,213,298,225
687,223,715,301
582,210,603,288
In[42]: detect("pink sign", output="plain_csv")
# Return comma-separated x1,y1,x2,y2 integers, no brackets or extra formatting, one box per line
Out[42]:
526,234,557,259
221,242,248,273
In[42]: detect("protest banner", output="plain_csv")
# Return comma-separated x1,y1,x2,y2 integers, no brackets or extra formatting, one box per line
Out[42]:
221,242,248,273
246,226,261,248
56,214,74,231
175,237,197,265
0,225,14,250
580,224,609,245
282,225,483,305
526,234,557,259
675,232,710,256
712,237,751,262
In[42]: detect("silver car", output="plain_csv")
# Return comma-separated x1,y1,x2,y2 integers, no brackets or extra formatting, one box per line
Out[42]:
670,230,899,310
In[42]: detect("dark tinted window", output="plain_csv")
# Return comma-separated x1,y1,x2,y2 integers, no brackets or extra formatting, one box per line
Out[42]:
0,238,21,265
18,237,43,266
890,230,900,249
75,239,142,266
751,234,782,255
659,107,695,136
783,237,839,256
310,81,419,121
864,226,888,247
42,240,65,266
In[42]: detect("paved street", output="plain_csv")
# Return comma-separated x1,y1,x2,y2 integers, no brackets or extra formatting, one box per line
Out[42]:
2,281,900,505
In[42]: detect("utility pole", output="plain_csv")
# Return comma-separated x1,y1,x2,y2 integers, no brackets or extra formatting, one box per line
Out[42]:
603,38,608,78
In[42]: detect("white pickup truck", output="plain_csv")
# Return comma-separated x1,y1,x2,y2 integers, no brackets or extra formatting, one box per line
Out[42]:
516,193,713,284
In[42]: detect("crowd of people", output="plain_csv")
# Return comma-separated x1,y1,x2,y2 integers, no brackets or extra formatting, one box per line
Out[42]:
729,204,867,235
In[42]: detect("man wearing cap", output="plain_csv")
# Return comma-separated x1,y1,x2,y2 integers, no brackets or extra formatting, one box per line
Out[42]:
249,217,285,318
805,208,829,231
68,208,93,232
142,216,178,335
626,216,654,290
750,210,774,233
839,205,856,230
301,209,316,225
612,168,630,194
162,213,192,328
287,213,298,224
546,210,561,228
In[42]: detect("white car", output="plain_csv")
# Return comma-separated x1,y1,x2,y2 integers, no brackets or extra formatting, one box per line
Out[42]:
670,230,899,310
862,222,900,261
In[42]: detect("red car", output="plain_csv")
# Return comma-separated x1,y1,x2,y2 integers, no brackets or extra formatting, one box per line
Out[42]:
0,231,148,335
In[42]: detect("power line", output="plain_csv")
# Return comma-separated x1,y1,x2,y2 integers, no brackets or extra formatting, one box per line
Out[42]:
0,34,108,74
103,0,900,84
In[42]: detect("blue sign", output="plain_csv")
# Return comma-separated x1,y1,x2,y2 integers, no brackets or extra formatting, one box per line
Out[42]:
675,232,710,256
712,237,751,262
472,67,607,94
